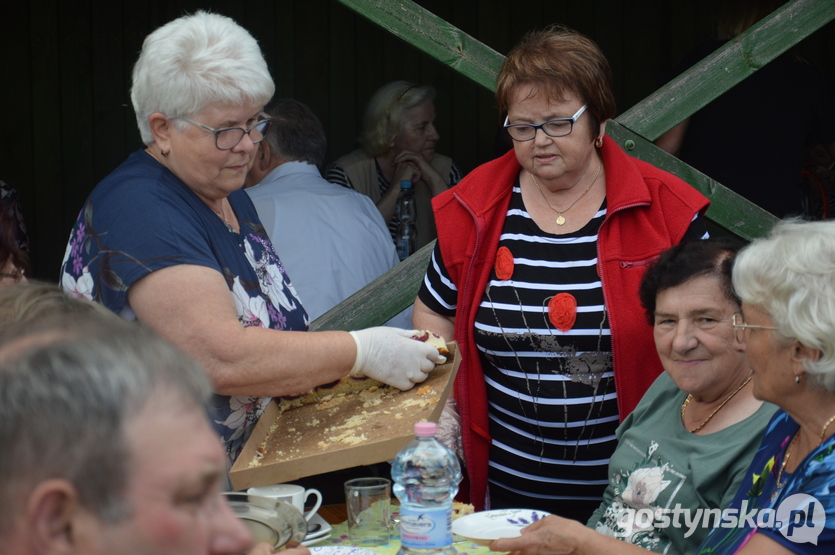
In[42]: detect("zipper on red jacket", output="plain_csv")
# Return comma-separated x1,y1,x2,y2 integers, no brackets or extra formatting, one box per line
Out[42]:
452,191,483,461
454,192,484,313
596,201,649,422
619,256,659,269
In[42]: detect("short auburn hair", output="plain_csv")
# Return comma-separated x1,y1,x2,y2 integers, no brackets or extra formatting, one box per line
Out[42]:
496,26,616,140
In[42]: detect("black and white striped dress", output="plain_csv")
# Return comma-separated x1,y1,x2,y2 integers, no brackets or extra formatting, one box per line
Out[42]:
420,182,619,520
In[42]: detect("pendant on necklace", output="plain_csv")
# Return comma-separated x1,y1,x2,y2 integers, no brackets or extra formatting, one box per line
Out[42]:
556,215,566,226
224,222,235,233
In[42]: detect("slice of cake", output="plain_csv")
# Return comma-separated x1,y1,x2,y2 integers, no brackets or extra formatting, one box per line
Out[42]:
411,330,450,356
453,501,475,519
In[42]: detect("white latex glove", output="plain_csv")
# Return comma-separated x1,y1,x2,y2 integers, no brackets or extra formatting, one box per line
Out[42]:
349,327,446,390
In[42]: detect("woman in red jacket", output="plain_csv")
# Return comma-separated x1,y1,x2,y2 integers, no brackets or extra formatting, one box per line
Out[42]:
413,26,709,520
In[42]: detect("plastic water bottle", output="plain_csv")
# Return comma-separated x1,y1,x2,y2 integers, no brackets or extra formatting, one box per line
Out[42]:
395,180,417,261
391,421,462,555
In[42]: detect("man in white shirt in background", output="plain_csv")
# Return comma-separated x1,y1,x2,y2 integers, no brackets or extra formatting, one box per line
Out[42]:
245,98,410,327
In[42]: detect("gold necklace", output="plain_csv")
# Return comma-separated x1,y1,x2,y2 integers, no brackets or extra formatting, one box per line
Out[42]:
531,163,602,226
771,413,835,502
680,376,752,433
773,431,799,501
820,414,835,443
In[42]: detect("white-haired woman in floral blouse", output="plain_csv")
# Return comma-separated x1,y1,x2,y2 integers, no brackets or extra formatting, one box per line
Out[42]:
59,11,444,471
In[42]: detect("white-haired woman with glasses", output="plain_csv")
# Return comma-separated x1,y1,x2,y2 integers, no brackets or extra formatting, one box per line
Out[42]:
412,26,710,519
326,80,462,250
59,12,445,470
697,219,835,554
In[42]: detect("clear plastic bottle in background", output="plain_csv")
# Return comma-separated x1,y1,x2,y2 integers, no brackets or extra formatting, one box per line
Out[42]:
395,180,417,261
391,421,462,555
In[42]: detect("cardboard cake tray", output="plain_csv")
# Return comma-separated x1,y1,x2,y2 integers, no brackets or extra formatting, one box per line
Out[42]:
229,342,459,490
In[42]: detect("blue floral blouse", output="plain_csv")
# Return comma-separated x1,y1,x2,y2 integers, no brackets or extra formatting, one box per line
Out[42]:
697,410,835,554
60,149,309,465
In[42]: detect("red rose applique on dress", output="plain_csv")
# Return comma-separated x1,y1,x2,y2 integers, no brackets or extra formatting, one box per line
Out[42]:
495,246,514,280
548,293,578,331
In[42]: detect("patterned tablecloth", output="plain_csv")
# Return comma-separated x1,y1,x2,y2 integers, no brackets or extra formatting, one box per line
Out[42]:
314,522,498,555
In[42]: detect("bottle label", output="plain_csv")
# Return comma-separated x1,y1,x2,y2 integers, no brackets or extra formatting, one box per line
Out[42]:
399,505,453,549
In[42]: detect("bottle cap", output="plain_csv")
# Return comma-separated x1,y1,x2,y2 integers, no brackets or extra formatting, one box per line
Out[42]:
400,180,413,190
415,421,436,436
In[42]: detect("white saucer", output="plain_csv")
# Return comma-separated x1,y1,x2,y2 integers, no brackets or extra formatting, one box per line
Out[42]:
223,493,307,549
452,508,550,546
304,512,333,542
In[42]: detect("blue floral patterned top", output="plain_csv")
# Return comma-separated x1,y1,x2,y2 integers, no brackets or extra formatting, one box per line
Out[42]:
697,410,835,554
60,149,309,465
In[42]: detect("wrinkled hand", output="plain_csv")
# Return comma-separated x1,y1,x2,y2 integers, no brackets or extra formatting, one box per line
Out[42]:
349,327,445,390
489,515,587,555
394,151,446,195
393,158,422,186
436,396,464,463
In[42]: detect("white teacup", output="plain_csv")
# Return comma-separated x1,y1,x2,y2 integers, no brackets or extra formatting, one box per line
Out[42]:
247,484,323,521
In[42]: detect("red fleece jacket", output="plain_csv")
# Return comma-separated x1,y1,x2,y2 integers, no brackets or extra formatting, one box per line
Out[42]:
432,138,709,510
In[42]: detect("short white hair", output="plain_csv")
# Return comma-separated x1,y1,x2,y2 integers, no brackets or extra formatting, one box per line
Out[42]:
359,81,436,157
130,11,275,144
733,218,835,390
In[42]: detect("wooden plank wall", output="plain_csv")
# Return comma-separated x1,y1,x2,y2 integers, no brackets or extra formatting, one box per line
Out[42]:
2,0,834,281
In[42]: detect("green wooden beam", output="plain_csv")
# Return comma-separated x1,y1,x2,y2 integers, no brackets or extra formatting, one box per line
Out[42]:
618,0,835,141
313,122,779,333
605,121,778,241
310,240,433,332
335,0,503,91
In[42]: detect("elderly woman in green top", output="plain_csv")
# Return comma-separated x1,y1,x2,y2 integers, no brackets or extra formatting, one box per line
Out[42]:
490,238,777,555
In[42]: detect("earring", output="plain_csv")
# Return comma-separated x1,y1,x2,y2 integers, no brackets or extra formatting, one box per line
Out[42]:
595,137,603,148
795,375,801,384
161,149,169,158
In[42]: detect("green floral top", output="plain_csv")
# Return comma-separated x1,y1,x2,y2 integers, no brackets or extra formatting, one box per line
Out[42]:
589,372,777,554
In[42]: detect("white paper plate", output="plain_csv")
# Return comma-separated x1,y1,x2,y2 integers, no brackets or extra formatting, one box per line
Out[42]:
452,508,550,546
308,547,378,555
223,493,307,548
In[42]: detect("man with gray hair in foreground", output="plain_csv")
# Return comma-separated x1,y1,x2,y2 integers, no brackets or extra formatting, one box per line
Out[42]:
0,313,308,555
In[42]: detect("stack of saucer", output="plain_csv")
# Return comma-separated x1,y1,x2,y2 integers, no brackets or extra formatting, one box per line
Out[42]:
302,512,333,546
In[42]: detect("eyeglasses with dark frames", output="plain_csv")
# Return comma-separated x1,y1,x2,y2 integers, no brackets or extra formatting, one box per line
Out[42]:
503,105,587,141
179,116,273,150
732,313,779,344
